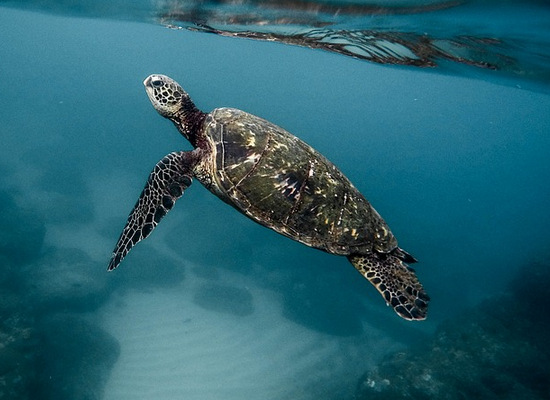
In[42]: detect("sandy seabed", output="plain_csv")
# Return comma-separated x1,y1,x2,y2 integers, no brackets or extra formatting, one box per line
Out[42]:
99,268,396,400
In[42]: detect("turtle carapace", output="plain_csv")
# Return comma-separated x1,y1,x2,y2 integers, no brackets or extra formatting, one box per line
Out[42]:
107,74,429,321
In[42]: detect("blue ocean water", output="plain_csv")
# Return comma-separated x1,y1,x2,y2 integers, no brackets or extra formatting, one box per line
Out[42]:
1,1,549,399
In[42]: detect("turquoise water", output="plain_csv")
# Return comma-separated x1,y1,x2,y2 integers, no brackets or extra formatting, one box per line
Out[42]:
1,1,549,399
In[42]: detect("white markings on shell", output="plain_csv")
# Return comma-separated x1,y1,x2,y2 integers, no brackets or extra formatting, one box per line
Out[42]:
245,152,261,164
274,176,299,196
336,192,348,228
308,164,315,178
245,134,256,148
273,141,289,151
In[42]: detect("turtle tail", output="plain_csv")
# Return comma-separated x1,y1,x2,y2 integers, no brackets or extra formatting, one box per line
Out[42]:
348,250,429,320
391,247,418,264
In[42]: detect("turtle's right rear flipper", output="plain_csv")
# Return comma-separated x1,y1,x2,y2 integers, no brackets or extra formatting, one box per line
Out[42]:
107,151,195,271
348,251,429,320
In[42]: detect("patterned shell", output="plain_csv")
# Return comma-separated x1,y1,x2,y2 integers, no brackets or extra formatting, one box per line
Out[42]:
204,107,398,256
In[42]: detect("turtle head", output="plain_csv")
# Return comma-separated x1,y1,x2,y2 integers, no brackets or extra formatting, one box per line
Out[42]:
143,74,189,119
143,74,205,145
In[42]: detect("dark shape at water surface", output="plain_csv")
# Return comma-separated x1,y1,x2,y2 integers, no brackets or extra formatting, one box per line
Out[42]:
2,0,549,89
193,283,255,317
355,261,550,400
158,0,532,78
180,26,512,70
157,0,463,29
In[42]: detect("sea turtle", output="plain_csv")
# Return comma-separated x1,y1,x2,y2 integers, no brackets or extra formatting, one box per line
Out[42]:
108,74,429,320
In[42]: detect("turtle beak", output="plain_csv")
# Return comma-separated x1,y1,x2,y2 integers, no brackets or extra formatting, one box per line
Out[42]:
143,76,155,105
143,76,152,88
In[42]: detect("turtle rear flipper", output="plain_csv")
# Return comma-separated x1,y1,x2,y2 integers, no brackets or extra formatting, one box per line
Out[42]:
108,151,196,271
348,252,429,320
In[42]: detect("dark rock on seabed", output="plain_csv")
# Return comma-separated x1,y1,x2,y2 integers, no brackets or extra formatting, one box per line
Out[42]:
356,262,550,400
193,283,254,316
0,188,120,399
282,280,365,337
0,310,37,400
24,247,111,314
0,190,45,271
31,314,120,400
0,188,44,398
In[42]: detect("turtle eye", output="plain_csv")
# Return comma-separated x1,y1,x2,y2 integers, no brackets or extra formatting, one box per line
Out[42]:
151,79,163,88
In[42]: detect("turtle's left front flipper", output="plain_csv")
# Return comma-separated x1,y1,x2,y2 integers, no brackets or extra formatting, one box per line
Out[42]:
108,151,196,271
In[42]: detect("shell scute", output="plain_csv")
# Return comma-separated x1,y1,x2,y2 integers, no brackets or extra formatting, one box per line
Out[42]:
204,107,397,255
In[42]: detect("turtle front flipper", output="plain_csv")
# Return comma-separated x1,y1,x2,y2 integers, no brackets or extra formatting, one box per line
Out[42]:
107,151,195,271
348,252,429,320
